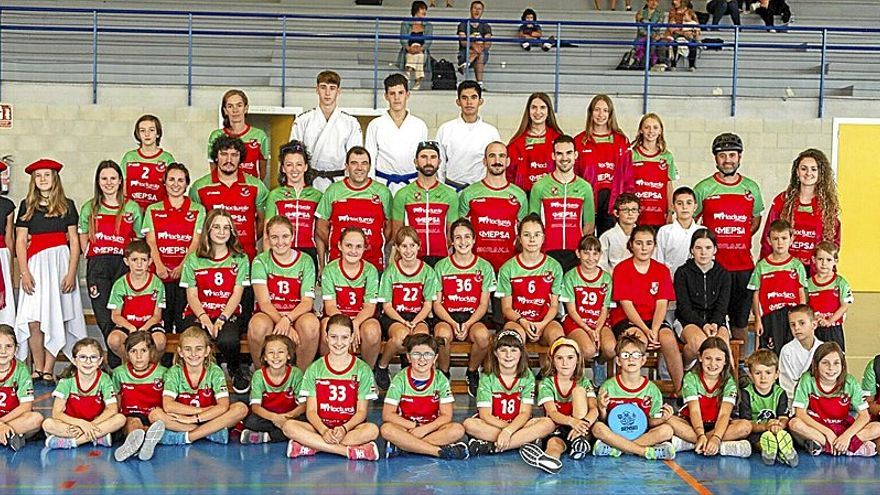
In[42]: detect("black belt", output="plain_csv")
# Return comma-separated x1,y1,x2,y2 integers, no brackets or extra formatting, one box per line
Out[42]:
313,169,346,179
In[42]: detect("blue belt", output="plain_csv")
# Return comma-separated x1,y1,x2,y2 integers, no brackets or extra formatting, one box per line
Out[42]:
444,179,468,192
376,170,417,186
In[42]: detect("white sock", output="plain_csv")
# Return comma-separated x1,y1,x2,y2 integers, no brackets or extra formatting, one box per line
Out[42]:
674,436,695,451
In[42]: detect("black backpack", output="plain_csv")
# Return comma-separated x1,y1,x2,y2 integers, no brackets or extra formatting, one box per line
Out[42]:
431,58,457,90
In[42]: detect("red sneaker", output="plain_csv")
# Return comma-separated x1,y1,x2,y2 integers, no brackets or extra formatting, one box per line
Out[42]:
286,440,317,458
347,442,379,461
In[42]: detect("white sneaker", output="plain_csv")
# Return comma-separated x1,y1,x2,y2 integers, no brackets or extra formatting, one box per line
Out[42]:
720,440,753,458
671,436,695,452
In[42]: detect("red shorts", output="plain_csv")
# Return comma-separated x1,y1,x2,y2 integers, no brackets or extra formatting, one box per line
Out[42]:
818,416,863,453
561,315,607,336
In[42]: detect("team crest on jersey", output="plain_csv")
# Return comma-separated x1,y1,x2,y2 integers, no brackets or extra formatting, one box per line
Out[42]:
550,187,559,195
474,273,483,283
185,211,197,222
789,269,799,279
371,195,381,204
744,191,754,202
283,189,293,198
151,289,159,301
659,159,668,171
153,378,165,391
839,395,851,407
650,282,659,295
89,285,100,299
641,396,653,410
414,192,422,201
231,264,239,275
756,409,774,421
599,283,608,294
241,188,252,197
542,272,554,283
123,212,134,224
508,194,518,205
284,387,297,399
247,140,260,149
156,162,166,172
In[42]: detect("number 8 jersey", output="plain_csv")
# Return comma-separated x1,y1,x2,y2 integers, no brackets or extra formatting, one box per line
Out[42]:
299,355,378,427
180,251,251,319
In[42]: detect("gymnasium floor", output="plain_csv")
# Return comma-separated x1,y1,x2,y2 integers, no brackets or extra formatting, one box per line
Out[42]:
6,380,880,495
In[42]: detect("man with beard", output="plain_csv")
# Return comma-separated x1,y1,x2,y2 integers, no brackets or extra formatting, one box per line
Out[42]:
391,142,459,267
459,141,528,272
316,146,393,271
694,133,764,343
529,135,596,273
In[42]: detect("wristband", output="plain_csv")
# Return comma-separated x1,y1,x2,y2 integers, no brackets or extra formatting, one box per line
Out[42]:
196,313,206,320
283,314,294,323
196,414,200,423
712,434,722,442
341,424,349,433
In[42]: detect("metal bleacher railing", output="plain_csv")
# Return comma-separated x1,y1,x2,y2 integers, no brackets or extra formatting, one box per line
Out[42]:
1,5,879,118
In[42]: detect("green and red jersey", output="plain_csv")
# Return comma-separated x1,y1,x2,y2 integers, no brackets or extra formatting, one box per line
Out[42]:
0,360,34,415
391,180,458,258
299,355,378,427
599,375,664,419
807,274,853,325
320,259,380,318
265,185,323,250
112,362,166,416
537,374,596,417
629,148,678,227
142,198,205,281
694,173,764,271
120,148,175,209
107,273,165,327
316,179,392,270
78,200,143,257
476,371,536,422
560,266,613,329
384,367,454,424
529,173,595,252
251,250,316,312
53,371,117,421
190,169,268,259
180,251,250,319
792,372,866,425
207,125,269,178
681,371,738,423
378,260,440,314
163,363,228,408
747,255,807,315
459,180,528,271
496,254,564,323
433,255,497,314
610,258,675,326
861,357,880,403
250,365,303,414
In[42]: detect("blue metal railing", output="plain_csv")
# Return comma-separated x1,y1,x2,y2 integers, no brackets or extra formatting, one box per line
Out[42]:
1,5,878,118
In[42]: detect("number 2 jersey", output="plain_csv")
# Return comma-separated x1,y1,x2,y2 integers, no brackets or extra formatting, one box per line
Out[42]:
113,362,166,416
250,365,303,414
378,260,440,315
163,363,228,408
384,367,454,425
0,360,34,415
299,355,377,427
495,254,563,323
476,371,536,422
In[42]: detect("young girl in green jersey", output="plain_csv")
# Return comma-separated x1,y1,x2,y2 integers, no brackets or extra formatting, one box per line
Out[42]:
43,338,125,449
560,235,611,363
120,114,175,209
464,330,556,468
112,331,166,462
375,227,444,390
788,342,880,456
0,326,42,451
148,326,247,446
283,314,380,461
530,337,599,469
240,334,304,444
380,334,468,460
667,337,752,457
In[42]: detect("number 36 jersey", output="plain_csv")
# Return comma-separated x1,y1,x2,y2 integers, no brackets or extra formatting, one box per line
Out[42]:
299,355,378,427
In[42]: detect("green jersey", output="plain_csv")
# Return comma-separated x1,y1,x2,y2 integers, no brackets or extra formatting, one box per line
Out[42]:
207,125,269,178
78,199,143,257
560,266,613,329
529,173,595,252
747,256,807,315
629,148,678,226
107,273,166,328
861,356,880,402
433,255,497,314
112,362,167,416
120,148,176,209
251,250,316,312
476,371,536,422
537,374,596,417
792,372,867,422
0,360,34,415
180,251,250,319
599,375,663,419
250,365,303,414
681,371,738,423
379,260,440,315
391,181,459,258
299,355,378,427
458,180,528,271
321,259,380,318
385,367,454,424
807,273,854,326
265,185,323,250
316,178,392,270
736,382,788,423
163,363,229,407
53,371,117,421
496,254,563,322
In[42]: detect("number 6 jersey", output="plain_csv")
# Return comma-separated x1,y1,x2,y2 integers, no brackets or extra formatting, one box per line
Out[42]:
299,355,378,427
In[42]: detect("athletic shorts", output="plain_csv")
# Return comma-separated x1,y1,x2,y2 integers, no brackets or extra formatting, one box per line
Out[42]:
611,320,673,339
728,269,754,329
759,307,792,355
561,315,608,337
379,311,434,339
547,249,579,274
112,324,165,334
816,324,844,352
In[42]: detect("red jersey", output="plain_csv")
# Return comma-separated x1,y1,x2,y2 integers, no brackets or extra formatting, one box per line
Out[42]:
573,131,630,197
506,127,561,192
191,169,267,260
694,174,764,272
610,258,675,326
761,192,841,269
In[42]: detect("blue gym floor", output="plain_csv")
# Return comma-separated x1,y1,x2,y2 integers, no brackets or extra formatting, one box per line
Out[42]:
6,381,880,495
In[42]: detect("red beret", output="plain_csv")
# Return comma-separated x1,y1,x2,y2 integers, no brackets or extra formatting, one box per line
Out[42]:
24,159,63,175
0,159,7,172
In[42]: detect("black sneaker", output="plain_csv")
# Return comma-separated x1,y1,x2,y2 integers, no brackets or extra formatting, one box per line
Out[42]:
374,366,391,391
467,437,495,456
569,436,591,460
232,364,252,394
466,369,479,398
519,442,563,474
439,442,470,460
383,439,403,459
8,434,25,452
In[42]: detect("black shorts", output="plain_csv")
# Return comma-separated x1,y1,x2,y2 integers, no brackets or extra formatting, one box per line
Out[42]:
547,249,579,274
126,412,152,425
112,324,165,335
445,311,492,328
728,269,754,329
611,320,674,339
298,247,318,267
422,255,444,268
242,413,288,443
759,307,792,355
816,324,845,352
379,311,432,339
543,424,581,452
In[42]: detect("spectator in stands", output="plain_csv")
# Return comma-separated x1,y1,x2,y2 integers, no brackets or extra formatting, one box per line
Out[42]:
596,0,633,11
457,1,492,87
634,0,667,70
398,1,434,90
207,90,270,180
517,8,555,52
707,0,741,26
664,0,701,71
290,71,363,192
754,0,792,30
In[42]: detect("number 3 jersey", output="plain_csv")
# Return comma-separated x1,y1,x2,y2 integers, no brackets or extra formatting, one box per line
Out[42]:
378,260,440,315
163,363,229,408
476,371,536,422
0,360,34,415
384,367,454,425
299,355,378,427
321,259,380,318
250,250,317,312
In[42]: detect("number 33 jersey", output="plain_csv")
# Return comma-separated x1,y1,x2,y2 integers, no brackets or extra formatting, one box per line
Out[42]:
299,355,378,427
